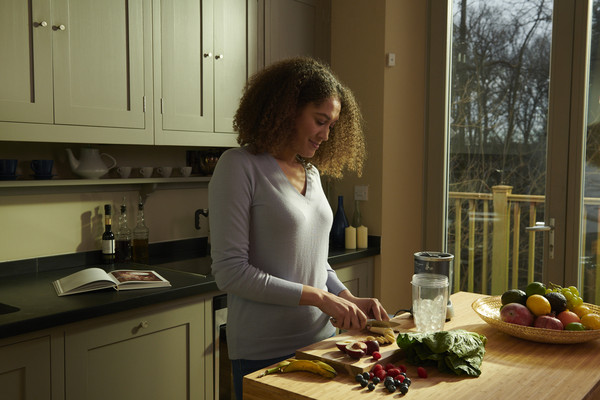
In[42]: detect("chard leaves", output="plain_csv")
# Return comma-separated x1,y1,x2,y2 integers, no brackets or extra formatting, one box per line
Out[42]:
396,330,486,377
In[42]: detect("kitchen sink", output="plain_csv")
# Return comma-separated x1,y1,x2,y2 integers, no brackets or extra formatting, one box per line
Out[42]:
155,257,213,276
0,303,19,315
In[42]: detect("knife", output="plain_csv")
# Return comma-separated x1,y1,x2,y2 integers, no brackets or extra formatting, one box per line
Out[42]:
366,319,400,328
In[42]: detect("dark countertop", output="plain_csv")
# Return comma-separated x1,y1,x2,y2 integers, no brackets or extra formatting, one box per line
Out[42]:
0,264,218,340
0,246,379,340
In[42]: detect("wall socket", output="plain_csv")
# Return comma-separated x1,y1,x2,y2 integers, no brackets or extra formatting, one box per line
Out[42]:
354,185,369,201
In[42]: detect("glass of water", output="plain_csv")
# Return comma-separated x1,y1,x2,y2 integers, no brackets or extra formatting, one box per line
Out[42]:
411,273,449,332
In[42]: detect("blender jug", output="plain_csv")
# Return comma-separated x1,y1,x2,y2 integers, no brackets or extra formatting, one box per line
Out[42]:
414,252,455,319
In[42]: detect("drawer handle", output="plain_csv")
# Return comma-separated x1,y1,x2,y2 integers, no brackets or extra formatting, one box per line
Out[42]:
139,320,149,329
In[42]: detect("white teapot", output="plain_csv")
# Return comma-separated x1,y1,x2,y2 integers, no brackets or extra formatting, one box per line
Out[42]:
66,148,117,179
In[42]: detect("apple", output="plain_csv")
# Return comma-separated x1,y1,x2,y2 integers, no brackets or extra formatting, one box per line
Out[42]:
345,341,367,359
362,339,380,356
500,303,534,326
534,315,564,330
557,310,580,327
335,339,354,353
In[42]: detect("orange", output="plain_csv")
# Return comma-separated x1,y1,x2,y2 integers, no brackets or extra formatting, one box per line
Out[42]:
526,294,551,316
572,304,592,319
581,313,600,330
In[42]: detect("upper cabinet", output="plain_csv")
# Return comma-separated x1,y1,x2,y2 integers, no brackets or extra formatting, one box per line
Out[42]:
153,0,257,146
261,0,330,67
0,0,327,147
0,0,154,144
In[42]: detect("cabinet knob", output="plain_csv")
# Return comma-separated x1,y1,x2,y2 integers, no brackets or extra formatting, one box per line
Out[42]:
203,52,212,58
34,21,48,28
215,54,224,60
53,24,66,31
139,321,149,329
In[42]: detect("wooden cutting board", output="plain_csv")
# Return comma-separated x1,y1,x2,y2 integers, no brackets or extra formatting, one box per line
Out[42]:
295,322,405,376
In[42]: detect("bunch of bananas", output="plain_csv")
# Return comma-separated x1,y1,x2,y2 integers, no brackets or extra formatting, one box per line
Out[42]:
258,359,337,379
366,326,396,345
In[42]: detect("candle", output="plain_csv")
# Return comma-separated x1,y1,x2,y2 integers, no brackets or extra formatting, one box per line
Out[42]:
345,226,357,249
357,225,368,248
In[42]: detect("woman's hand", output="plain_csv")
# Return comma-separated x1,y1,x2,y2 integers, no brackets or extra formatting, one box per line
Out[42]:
338,289,390,321
300,285,368,330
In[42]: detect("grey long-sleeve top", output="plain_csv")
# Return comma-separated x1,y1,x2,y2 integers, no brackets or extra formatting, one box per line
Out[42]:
208,147,346,360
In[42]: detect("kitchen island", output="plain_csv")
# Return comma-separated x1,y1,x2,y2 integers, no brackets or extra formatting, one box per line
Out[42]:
244,292,600,399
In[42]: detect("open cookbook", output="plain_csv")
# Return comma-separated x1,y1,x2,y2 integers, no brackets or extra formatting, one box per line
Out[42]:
52,268,171,296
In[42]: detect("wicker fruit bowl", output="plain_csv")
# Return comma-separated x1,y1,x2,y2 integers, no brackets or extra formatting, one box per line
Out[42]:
472,296,600,344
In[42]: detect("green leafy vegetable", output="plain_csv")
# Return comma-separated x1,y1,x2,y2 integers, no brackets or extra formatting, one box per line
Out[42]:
396,330,487,377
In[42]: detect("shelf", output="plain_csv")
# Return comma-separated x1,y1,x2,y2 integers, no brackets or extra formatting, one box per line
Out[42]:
0,176,211,196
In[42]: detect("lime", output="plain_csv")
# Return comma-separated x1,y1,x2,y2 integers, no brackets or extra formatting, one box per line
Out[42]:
526,282,547,297
501,289,527,306
544,292,567,313
565,322,586,331
526,294,551,316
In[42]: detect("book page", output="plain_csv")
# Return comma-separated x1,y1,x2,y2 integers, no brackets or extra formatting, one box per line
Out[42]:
53,268,118,295
109,270,170,286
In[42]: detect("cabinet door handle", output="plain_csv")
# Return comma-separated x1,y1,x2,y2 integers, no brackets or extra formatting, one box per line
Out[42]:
53,24,66,31
34,21,48,28
215,54,223,60
203,52,212,58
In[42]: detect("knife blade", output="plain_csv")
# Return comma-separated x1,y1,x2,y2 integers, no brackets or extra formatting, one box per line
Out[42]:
366,319,400,328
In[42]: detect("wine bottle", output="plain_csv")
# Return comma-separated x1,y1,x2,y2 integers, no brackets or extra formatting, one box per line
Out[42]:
330,195,349,249
132,199,149,264
102,204,115,265
352,199,362,227
115,199,132,263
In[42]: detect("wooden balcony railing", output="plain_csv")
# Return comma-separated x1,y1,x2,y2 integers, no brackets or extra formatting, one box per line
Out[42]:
448,185,599,304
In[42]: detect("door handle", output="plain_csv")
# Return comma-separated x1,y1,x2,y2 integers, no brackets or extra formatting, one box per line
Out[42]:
526,217,555,259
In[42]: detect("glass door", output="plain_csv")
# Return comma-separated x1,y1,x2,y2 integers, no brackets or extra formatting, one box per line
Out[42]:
581,1,600,304
425,0,596,302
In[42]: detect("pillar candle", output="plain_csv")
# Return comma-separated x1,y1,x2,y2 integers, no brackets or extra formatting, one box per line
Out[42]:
345,226,357,249
357,225,368,249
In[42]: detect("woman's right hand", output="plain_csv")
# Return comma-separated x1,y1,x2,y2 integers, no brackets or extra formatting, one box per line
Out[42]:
300,285,368,330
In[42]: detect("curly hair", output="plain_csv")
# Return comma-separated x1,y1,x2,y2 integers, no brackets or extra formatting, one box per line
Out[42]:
233,57,365,179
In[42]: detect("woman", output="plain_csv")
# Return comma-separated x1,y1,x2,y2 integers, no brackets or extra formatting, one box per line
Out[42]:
208,57,389,399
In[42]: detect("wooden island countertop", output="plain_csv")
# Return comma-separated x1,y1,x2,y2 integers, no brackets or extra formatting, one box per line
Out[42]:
244,291,600,400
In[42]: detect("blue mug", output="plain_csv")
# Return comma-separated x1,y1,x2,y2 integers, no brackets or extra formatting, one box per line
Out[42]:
31,159,54,176
0,159,18,176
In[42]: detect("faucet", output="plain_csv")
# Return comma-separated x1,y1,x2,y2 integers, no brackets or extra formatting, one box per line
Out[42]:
195,209,210,254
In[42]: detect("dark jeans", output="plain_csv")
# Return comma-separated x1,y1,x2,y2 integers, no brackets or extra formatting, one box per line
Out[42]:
231,353,294,400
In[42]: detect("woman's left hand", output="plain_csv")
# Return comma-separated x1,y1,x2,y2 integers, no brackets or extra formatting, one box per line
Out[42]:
338,290,390,321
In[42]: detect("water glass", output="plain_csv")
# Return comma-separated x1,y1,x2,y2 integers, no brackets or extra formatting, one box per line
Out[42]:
411,273,448,332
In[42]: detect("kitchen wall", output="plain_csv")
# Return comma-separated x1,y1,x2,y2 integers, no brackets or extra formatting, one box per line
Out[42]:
331,0,427,312
0,142,209,263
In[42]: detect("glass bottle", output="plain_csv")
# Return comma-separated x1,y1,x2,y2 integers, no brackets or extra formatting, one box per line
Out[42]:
115,198,132,263
102,204,115,265
132,199,149,264
330,195,349,249
352,200,362,228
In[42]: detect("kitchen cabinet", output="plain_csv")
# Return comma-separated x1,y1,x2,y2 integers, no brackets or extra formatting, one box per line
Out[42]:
0,331,64,400
333,257,373,298
64,295,208,400
261,0,330,67
153,0,258,146
0,0,154,144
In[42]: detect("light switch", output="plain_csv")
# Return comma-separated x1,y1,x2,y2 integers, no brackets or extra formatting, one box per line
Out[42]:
354,185,369,201
386,52,396,67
